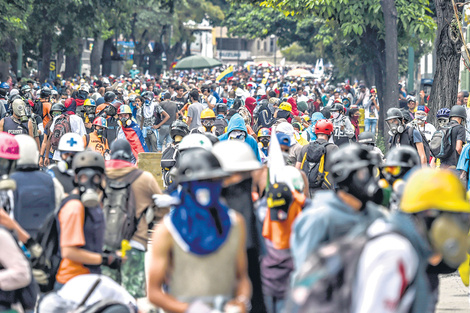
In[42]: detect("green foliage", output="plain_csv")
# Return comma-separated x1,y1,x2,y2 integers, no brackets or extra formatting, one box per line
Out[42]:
376,130,387,154
281,42,318,63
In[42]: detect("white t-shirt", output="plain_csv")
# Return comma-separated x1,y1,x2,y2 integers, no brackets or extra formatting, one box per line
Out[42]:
50,114,86,161
352,219,419,313
417,123,436,142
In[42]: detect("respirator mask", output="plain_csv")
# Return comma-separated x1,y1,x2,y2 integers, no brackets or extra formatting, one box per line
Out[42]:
425,212,470,268
260,137,270,148
386,119,404,135
75,168,103,207
342,166,383,206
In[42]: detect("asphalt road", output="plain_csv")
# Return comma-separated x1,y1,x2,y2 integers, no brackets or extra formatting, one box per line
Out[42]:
436,273,469,312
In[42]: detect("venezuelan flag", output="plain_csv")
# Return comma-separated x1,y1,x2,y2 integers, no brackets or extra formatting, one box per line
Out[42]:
216,66,234,82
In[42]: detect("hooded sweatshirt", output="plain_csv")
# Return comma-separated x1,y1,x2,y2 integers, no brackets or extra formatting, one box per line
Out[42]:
218,113,261,162
306,112,325,141
105,159,163,249
290,190,382,278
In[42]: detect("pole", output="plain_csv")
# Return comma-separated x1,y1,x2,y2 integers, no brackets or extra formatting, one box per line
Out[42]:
17,39,22,78
273,36,276,67
407,45,415,93
237,37,241,68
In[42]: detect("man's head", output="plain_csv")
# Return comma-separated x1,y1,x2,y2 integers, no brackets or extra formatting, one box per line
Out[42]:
201,108,216,131
415,105,429,124
462,90,469,106
110,139,133,162
385,108,405,135
314,119,333,140
176,85,184,97
189,89,199,102
449,105,467,124
201,86,210,96
436,108,451,128
92,117,107,138
117,105,133,127
382,146,420,185
72,151,106,207
12,99,28,122
407,96,417,111
401,169,470,268
163,93,171,100
330,144,383,207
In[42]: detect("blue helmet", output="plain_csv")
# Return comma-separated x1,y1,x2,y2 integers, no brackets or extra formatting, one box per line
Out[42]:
436,108,450,119
0,82,9,89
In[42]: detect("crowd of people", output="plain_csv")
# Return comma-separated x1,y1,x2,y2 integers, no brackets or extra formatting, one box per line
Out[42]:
0,67,470,313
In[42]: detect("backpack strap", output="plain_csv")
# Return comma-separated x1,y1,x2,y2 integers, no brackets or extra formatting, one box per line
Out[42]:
122,168,144,185
85,134,90,147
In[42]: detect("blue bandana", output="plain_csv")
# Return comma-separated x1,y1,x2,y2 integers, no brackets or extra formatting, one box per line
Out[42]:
166,181,232,255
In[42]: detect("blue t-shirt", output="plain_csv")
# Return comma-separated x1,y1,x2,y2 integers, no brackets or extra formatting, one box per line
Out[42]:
457,144,470,191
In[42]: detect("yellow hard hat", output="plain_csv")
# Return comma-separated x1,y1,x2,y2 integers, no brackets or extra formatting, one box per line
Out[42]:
201,108,216,119
279,102,292,112
401,169,470,213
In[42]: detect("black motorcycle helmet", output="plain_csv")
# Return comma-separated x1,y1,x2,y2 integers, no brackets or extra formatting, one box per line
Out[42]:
176,149,228,183
382,146,420,183
110,139,133,162
170,120,190,141
449,105,467,120
216,103,228,114
51,103,66,113
104,91,116,103
385,108,403,121
358,131,376,146
330,143,383,205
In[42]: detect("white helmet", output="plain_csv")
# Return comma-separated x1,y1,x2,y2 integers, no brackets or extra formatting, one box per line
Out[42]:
15,134,39,168
58,133,85,152
212,140,261,173
179,133,213,152
277,166,305,193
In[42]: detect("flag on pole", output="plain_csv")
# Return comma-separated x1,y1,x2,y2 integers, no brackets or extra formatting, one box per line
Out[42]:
216,66,234,82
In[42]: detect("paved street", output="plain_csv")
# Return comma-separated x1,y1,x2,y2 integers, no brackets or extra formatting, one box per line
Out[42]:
436,273,470,312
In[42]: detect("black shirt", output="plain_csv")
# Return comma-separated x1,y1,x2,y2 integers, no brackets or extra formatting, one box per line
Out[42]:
440,120,466,167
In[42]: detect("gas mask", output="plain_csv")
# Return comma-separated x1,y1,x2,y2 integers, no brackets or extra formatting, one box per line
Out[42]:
437,118,448,128
426,213,470,268
118,116,131,127
24,105,32,118
331,112,340,119
96,128,104,138
0,158,17,191
277,110,290,119
343,166,383,206
75,168,103,207
202,119,214,130
386,120,404,135
185,180,223,209
58,153,75,176
260,137,270,148
415,113,427,122
12,101,28,122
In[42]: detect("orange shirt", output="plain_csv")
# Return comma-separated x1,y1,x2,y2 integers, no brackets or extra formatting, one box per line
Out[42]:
56,199,89,284
83,132,109,156
42,101,52,126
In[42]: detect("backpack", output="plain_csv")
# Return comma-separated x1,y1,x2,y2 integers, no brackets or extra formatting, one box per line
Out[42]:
300,141,333,190
213,118,228,136
11,171,56,238
257,107,274,130
429,123,456,159
50,114,71,150
102,169,144,250
407,126,431,163
161,145,180,187
286,229,408,313
30,195,79,292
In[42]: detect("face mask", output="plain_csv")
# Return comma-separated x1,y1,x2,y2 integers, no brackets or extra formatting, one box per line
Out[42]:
76,168,103,207
260,138,270,148
416,114,427,122
186,180,223,209
331,112,340,119
344,167,383,206
351,115,359,122
428,213,470,268
386,120,403,134
97,128,104,138
229,130,246,141
119,117,130,127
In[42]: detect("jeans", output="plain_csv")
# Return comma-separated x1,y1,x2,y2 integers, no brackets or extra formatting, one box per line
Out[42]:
364,118,378,135
142,126,158,152
263,295,285,313
158,125,172,152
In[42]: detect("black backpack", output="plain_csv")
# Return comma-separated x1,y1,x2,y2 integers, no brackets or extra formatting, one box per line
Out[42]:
256,106,274,130
300,141,333,190
161,145,180,187
102,169,144,251
213,118,228,136
429,123,456,159
286,229,408,313
30,194,80,292
408,126,431,163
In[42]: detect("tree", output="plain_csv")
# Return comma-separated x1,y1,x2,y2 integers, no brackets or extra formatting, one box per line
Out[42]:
381,0,399,144
428,0,464,123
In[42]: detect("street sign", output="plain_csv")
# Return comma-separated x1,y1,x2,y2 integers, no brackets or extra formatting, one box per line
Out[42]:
49,60,56,80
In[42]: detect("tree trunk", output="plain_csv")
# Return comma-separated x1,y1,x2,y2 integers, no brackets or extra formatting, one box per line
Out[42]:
428,0,464,125
380,0,399,148
64,40,83,78
40,32,53,82
102,38,113,76
57,49,64,77
90,37,104,76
